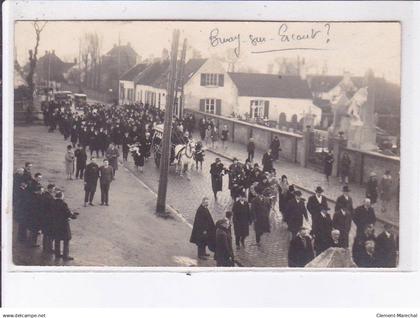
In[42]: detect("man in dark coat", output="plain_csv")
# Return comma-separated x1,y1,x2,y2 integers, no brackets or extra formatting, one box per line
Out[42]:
84,156,99,206
122,131,132,162
327,229,346,248
40,184,56,253
198,118,207,141
375,224,397,267
262,149,274,172
288,227,315,267
210,158,225,201
52,191,77,261
214,219,235,267
27,175,43,247
335,186,354,215
312,207,332,256
285,191,309,237
306,186,329,221
357,240,379,268
232,195,252,249
99,159,114,206
353,198,376,236
352,223,376,266
190,197,216,259
14,181,30,242
247,138,255,162
251,194,271,245
332,205,353,248
22,162,33,184
75,144,87,179
270,136,281,161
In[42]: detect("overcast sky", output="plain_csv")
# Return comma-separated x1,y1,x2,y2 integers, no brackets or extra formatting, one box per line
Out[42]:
15,21,400,83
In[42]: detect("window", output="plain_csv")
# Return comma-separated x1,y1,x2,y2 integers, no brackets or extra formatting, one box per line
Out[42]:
200,73,224,87
205,98,216,114
200,98,221,115
251,100,263,118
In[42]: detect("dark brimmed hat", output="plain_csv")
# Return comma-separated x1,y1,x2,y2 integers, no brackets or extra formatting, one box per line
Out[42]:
315,186,324,193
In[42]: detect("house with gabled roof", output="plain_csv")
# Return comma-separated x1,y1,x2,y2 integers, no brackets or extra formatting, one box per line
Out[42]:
119,57,321,125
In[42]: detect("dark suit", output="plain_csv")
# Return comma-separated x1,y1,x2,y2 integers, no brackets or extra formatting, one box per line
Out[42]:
84,162,99,204
332,210,352,247
353,205,376,236
375,231,397,267
190,205,216,256
288,234,314,267
335,195,354,214
99,166,113,205
285,199,308,236
312,213,332,255
306,195,329,220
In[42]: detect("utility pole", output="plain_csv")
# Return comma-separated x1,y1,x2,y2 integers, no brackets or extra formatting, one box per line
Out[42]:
174,38,187,119
156,29,180,215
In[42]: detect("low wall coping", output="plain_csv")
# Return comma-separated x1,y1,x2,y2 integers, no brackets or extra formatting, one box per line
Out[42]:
186,109,303,139
345,147,400,163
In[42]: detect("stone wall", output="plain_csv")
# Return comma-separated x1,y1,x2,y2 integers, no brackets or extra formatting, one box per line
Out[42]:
339,147,400,187
187,109,302,164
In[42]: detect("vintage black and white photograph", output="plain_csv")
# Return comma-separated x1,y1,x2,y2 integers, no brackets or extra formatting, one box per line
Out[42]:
11,20,401,268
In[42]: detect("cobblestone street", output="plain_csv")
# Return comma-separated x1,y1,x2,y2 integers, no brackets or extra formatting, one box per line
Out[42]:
12,125,398,267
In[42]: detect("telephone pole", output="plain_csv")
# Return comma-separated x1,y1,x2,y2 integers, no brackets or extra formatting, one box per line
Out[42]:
156,29,180,215
174,38,187,119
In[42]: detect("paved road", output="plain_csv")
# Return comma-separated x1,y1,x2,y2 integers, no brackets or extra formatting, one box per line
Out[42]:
123,143,289,267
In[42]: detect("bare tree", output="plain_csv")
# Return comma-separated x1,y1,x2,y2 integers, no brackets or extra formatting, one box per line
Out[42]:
26,21,47,122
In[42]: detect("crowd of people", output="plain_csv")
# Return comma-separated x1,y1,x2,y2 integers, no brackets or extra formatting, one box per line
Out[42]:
190,151,398,268
14,99,398,268
13,163,78,260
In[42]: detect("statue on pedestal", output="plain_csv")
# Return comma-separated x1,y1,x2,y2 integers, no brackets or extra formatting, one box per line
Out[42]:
327,70,377,151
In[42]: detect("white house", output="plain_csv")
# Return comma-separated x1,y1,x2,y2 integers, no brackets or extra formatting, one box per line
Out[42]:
119,63,148,104
228,72,321,125
119,57,321,125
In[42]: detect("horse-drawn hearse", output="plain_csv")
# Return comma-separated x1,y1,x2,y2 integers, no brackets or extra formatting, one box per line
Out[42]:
151,124,195,174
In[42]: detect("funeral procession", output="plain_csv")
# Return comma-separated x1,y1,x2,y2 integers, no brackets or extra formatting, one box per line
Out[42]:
11,21,400,268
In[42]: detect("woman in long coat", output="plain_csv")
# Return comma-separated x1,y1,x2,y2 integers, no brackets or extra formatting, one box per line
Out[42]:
64,145,75,180
232,195,252,248
251,194,271,245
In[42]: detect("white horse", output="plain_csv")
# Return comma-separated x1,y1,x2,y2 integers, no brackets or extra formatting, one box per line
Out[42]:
174,140,195,179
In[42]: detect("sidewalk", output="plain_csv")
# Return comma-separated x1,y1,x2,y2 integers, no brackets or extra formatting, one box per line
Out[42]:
13,125,210,267
206,140,399,226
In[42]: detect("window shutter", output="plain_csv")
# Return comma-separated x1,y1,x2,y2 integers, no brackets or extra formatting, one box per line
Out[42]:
199,99,205,112
201,74,206,86
216,99,222,115
264,100,269,118
218,74,224,87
